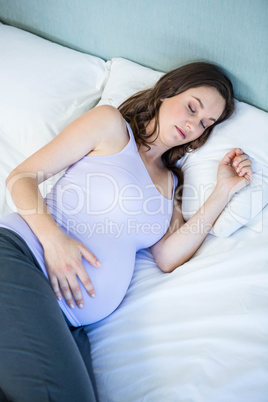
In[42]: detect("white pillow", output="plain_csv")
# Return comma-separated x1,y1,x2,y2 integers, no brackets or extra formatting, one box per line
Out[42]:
180,100,268,237
97,57,164,107
98,58,268,237
0,23,109,216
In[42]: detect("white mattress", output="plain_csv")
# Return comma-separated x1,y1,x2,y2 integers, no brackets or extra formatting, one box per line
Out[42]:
86,206,268,401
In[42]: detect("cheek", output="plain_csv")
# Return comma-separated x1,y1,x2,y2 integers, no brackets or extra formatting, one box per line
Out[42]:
180,109,189,121
193,128,204,141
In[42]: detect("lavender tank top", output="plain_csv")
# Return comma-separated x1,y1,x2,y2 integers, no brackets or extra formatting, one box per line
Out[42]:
0,121,177,326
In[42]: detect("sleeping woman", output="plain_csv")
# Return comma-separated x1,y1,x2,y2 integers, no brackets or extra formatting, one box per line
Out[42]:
0,62,252,401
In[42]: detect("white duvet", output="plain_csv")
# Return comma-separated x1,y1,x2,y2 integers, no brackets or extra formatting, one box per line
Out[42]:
86,206,268,402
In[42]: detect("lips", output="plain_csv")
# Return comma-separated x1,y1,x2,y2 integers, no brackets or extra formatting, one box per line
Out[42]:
175,126,187,139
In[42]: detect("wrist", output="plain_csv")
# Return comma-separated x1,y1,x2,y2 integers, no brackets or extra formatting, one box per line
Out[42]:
213,182,234,203
38,222,65,249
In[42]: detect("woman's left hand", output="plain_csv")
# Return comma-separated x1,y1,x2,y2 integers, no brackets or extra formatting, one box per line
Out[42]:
217,148,253,195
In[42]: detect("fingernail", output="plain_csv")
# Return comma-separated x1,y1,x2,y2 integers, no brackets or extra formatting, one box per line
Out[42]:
96,260,101,267
70,303,75,309
78,303,84,309
91,293,96,298
57,295,62,301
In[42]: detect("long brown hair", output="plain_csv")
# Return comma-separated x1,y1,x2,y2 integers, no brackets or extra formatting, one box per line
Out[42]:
119,62,234,197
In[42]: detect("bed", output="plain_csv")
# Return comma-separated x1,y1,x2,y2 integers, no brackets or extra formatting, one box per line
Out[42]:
0,1,267,401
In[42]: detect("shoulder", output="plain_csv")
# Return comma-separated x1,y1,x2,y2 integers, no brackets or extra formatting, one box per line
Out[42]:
85,105,127,139
86,105,130,156
97,104,126,132
90,105,124,127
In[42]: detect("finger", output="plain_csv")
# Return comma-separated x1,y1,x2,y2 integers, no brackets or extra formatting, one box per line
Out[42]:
77,268,96,300
232,154,249,167
220,148,245,165
70,258,97,302
58,278,76,309
244,173,252,182
241,172,252,184
49,274,63,301
66,274,86,309
234,147,244,155
232,155,250,168
234,159,252,173
220,149,237,166
238,166,253,180
79,244,101,268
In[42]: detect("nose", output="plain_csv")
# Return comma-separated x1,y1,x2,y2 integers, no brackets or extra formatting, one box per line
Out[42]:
186,117,197,132
186,121,192,130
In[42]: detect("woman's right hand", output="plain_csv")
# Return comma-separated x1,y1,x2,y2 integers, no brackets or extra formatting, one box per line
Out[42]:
217,148,252,195
43,230,101,309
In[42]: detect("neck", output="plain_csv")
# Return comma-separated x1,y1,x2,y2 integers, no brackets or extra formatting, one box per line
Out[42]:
139,143,166,168
139,120,170,166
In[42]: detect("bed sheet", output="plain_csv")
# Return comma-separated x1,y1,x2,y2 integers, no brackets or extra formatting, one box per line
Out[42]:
86,206,268,402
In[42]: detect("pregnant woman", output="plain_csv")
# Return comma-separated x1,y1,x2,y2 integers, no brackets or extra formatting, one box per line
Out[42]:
0,62,252,401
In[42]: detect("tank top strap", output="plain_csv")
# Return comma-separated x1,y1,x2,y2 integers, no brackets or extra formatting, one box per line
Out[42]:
125,119,178,202
172,173,178,199
125,120,138,152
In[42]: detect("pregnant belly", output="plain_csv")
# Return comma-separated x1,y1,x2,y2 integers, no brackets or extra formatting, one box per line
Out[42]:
60,243,137,326
0,214,140,326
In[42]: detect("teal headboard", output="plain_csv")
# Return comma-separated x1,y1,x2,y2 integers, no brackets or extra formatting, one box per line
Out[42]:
0,0,267,111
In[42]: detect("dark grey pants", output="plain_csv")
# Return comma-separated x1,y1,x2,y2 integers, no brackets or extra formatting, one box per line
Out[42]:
0,228,98,402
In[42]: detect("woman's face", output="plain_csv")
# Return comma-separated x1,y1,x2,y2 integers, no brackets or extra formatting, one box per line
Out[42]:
156,86,226,149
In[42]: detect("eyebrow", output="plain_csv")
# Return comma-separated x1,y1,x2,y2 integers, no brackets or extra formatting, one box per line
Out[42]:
192,96,216,122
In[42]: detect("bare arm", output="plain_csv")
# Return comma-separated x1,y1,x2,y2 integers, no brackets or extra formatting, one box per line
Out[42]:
151,148,253,272
6,105,126,308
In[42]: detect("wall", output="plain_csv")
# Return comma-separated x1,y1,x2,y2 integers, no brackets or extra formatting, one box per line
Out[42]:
0,0,267,110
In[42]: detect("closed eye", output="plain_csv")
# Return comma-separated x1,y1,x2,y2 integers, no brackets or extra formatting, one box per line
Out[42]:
189,104,206,129
188,105,195,113
201,121,206,129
